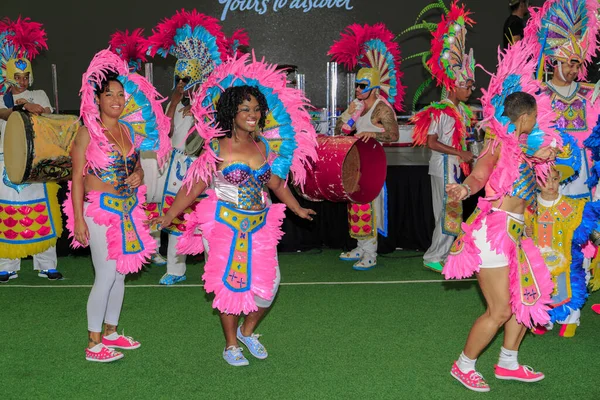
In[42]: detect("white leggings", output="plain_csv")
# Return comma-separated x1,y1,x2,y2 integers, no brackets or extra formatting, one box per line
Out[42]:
84,203,125,332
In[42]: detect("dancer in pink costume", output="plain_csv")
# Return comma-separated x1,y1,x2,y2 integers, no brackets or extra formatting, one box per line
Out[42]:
443,39,560,392
150,54,317,366
64,49,170,362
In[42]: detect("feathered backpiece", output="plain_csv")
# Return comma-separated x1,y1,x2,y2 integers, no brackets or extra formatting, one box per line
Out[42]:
147,9,228,90
480,38,561,193
399,0,475,109
109,28,149,73
328,23,405,112
184,53,317,190
0,16,48,94
525,0,600,80
226,29,250,58
80,49,171,172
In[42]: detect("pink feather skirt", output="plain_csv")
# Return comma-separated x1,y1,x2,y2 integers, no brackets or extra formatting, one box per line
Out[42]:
443,198,553,328
177,190,285,315
63,184,155,274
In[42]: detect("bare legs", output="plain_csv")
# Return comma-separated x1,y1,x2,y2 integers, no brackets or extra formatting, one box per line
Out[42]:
463,266,525,359
220,308,268,347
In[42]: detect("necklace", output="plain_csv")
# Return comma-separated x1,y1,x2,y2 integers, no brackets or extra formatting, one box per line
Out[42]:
100,120,131,175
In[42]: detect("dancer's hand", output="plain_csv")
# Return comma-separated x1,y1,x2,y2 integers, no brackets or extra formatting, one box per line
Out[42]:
532,146,557,161
294,207,316,221
525,226,533,237
74,218,89,246
23,102,46,114
446,183,469,201
125,170,143,188
146,214,175,230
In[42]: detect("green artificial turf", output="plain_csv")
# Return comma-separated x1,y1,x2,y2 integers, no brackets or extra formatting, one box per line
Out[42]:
1,249,599,399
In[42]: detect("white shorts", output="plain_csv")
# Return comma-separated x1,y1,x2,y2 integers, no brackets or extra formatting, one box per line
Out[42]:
472,208,524,269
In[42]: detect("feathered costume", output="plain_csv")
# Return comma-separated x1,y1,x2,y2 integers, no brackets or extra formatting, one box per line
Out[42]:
525,0,600,199
0,18,62,260
442,38,559,328
63,49,171,274
109,28,148,73
328,23,404,245
175,53,317,315
405,1,475,239
524,134,597,328
146,10,236,237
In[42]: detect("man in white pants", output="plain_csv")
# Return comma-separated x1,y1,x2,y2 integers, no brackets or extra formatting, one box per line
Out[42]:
142,77,203,285
0,32,63,282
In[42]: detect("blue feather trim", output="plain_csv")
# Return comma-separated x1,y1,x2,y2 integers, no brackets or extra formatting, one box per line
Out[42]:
117,75,162,152
556,131,582,185
583,115,600,161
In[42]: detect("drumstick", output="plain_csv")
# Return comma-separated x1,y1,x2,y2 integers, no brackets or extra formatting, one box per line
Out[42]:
51,64,59,114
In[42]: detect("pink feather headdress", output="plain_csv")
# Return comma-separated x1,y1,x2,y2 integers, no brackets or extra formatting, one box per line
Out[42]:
109,28,149,73
0,16,48,94
183,53,317,189
328,23,405,112
79,49,171,172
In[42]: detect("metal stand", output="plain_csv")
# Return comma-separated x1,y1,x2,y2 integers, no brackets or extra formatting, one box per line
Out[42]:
51,64,59,114
346,72,356,107
326,62,338,135
144,62,154,85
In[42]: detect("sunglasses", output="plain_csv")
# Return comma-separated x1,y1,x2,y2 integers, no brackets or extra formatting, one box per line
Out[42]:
175,76,192,84
355,83,368,90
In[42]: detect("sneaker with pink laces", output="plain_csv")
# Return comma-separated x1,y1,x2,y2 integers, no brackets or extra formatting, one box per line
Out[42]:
102,332,141,350
450,362,490,392
494,365,545,382
85,344,124,363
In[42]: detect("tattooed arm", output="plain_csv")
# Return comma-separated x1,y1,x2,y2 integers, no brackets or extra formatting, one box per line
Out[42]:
355,101,399,143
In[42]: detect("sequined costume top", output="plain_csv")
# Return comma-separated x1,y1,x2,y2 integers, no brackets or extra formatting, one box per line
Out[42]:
211,139,272,211
87,145,139,198
541,82,594,144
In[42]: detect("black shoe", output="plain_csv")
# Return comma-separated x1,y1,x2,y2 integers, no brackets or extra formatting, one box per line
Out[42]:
0,271,18,283
38,269,63,280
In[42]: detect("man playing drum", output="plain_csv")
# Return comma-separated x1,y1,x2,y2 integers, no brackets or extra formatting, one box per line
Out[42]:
0,17,63,282
329,23,403,270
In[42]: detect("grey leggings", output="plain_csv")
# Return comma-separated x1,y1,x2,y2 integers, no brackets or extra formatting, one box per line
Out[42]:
84,203,125,332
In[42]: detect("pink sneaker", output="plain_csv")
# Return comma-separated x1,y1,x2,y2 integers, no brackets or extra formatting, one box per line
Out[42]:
102,332,141,350
451,362,490,392
591,304,600,314
85,344,124,363
494,365,545,382
531,326,548,335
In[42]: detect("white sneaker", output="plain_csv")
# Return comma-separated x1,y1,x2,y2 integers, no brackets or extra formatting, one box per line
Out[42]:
151,254,167,266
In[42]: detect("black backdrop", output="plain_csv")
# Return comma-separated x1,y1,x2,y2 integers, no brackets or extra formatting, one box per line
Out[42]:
4,0,544,112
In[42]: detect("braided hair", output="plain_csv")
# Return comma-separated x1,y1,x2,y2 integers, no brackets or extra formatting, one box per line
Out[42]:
215,85,269,138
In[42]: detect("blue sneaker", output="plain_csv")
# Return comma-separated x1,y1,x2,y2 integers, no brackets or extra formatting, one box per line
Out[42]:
223,346,249,366
159,273,187,285
38,269,63,280
236,326,268,359
0,271,18,283
423,261,443,273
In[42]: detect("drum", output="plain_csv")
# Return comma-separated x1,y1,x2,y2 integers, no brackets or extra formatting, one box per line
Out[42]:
4,111,80,183
298,135,387,203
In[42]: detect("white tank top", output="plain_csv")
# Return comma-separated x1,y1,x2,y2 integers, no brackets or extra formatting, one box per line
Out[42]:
355,98,385,134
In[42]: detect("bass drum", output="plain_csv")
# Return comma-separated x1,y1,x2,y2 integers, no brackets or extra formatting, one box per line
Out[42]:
4,111,80,183
298,135,387,204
